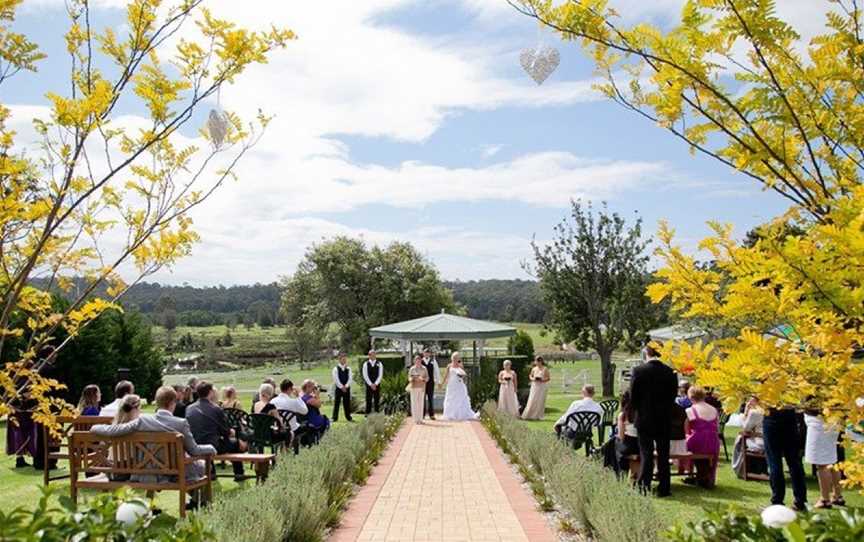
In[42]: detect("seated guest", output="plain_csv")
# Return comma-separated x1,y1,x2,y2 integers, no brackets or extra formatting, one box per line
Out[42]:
187,376,200,402
269,379,308,433
615,391,640,477
186,381,245,481
253,383,276,414
100,380,134,417
733,396,766,479
685,386,721,488
553,384,603,437
77,385,101,416
670,402,689,474
172,385,189,418
301,379,330,436
220,386,241,410
676,380,692,409
251,377,277,411
704,387,723,412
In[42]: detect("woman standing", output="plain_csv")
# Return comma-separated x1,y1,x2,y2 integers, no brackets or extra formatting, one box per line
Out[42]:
685,386,721,488
408,355,428,424
442,352,478,420
521,356,550,420
77,385,101,416
804,411,844,508
497,360,519,416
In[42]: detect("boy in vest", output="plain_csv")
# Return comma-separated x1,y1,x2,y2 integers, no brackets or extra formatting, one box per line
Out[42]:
332,352,354,422
362,350,382,414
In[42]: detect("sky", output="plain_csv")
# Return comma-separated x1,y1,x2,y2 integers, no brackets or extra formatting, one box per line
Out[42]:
5,0,828,286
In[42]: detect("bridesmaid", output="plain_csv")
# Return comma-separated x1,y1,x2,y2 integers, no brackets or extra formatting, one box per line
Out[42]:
521,356,550,420
497,360,519,416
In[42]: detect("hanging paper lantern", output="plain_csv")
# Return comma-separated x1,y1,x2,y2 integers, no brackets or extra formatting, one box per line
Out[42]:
207,109,229,147
519,44,560,85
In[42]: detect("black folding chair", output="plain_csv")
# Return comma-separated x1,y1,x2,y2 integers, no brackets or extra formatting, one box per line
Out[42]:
224,408,251,440
561,411,601,457
718,411,731,461
598,399,619,446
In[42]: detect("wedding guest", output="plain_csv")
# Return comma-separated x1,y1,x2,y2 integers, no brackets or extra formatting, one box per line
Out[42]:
270,379,308,432
172,385,189,418
630,344,677,497
408,355,428,424
676,381,692,409
732,396,765,479
77,384,101,416
670,402,689,475
220,386,241,410
615,391,640,476
421,349,440,419
705,387,723,412
362,350,383,415
186,376,200,402
685,386,721,488
186,381,245,481
331,352,354,422
6,397,38,469
301,380,330,436
521,356,550,420
497,360,519,416
763,406,807,510
250,377,276,410
554,384,603,436
253,383,276,414
804,411,844,508
100,380,134,417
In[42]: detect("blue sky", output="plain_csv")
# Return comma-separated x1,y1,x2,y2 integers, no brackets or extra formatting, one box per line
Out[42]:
9,0,819,285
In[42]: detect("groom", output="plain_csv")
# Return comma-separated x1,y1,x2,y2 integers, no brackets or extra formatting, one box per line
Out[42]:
421,349,440,420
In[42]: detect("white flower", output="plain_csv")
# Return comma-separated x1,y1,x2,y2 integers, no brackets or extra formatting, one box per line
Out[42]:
856,396,864,408
761,505,796,528
115,501,150,526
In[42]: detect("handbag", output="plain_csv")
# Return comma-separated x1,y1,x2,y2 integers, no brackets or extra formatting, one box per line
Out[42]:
405,381,413,392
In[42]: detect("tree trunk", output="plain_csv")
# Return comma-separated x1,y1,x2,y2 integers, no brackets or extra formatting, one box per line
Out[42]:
599,349,615,398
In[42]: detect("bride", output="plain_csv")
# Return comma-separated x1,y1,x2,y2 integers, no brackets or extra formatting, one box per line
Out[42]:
442,352,479,421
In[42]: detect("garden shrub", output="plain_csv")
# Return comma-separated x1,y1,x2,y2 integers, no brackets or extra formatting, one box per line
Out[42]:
482,403,662,542
197,414,402,542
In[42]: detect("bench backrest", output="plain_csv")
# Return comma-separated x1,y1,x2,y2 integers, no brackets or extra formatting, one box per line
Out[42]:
69,431,187,479
44,415,114,454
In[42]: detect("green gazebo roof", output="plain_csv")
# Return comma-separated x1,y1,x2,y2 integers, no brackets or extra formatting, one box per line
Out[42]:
369,311,517,341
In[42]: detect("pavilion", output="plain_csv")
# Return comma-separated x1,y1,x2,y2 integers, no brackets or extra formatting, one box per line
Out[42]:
369,310,517,366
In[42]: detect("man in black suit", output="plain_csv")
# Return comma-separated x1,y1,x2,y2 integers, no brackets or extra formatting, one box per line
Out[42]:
629,344,678,497
186,381,245,481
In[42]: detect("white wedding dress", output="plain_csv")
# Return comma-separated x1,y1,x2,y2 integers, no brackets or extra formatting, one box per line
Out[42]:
442,366,478,421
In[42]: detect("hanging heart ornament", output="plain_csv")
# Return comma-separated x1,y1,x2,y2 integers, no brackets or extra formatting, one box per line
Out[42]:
519,45,560,85
207,109,229,147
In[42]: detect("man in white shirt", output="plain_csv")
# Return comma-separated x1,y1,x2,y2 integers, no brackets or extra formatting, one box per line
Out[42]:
362,350,383,415
100,380,135,417
554,384,604,435
269,379,308,431
331,352,354,422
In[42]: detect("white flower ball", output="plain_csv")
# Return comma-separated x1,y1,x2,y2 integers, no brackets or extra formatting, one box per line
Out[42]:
761,504,796,528
856,396,864,408
115,501,150,526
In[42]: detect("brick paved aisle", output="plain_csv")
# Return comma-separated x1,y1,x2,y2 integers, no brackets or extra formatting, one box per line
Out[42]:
330,420,557,542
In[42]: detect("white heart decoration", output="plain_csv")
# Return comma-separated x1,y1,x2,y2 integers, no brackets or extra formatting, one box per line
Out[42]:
519,45,560,85
207,109,229,147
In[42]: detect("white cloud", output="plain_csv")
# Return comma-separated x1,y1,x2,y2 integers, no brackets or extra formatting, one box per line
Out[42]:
480,143,503,158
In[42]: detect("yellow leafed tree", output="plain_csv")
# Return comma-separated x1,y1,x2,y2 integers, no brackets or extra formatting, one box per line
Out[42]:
0,0,293,429
514,0,864,486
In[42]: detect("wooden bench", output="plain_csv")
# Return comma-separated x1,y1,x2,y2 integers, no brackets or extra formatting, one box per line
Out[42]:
43,415,113,486
627,452,717,483
69,431,212,518
213,453,276,483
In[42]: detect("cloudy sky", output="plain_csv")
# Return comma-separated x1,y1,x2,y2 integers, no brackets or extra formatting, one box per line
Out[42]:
6,1,827,285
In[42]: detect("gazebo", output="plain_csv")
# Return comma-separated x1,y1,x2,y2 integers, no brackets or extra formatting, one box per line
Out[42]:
369,310,517,366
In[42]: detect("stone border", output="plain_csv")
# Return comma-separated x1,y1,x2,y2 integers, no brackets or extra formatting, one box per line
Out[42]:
471,422,558,542
328,422,413,542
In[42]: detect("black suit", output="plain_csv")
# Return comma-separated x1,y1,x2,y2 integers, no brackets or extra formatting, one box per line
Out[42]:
629,358,678,496
422,359,437,418
186,398,243,476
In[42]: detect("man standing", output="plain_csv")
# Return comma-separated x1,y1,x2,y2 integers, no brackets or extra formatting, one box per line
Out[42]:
421,349,440,420
629,344,678,497
186,381,245,481
763,407,807,510
362,350,383,414
332,352,354,422
554,384,604,436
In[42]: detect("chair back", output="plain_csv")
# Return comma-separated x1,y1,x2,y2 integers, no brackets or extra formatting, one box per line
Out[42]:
223,408,250,435
566,411,601,435
69,431,185,479
249,413,281,446
598,399,619,426
276,409,296,430
718,410,731,434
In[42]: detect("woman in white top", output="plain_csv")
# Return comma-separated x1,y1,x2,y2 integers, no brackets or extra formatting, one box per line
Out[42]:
732,396,765,479
497,360,519,416
804,411,844,508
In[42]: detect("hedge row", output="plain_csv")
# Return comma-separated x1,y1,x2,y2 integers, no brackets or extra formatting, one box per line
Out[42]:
196,414,403,542
481,403,663,542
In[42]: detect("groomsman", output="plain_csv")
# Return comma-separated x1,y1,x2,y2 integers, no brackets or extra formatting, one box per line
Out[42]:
421,349,440,420
332,352,354,422
362,350,382,414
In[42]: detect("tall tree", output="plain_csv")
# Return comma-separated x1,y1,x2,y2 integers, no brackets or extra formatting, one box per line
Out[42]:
530,200,653,397
0,1,293,425
514,0,864,485
281,237,456,351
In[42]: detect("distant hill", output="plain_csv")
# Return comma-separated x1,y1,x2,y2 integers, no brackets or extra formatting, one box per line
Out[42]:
35,278,547,325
